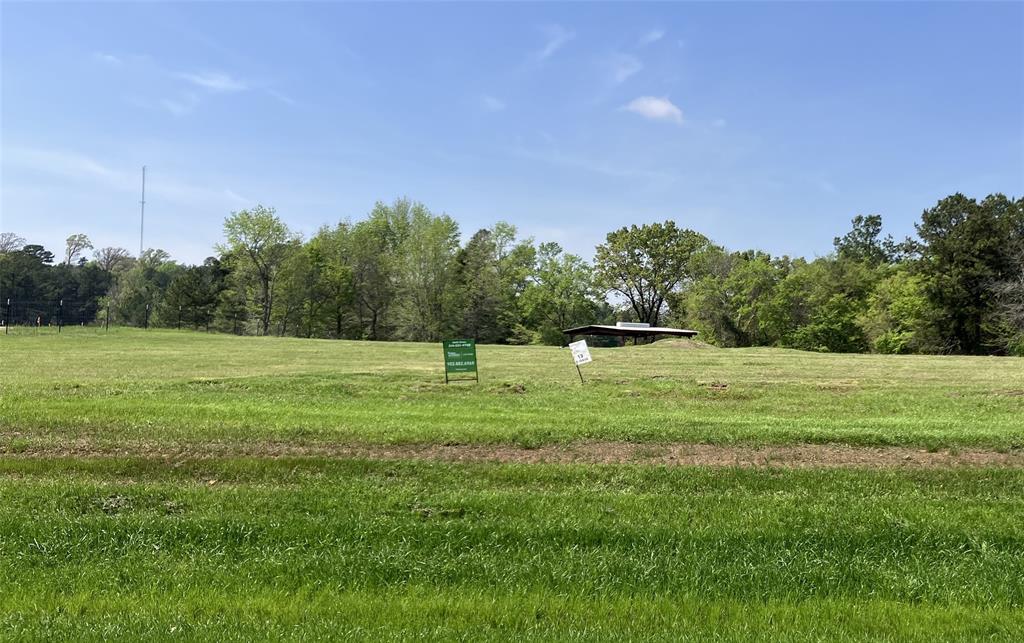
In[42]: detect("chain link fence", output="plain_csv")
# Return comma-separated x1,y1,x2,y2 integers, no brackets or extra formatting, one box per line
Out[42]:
1,299,104,333
0,298,183,334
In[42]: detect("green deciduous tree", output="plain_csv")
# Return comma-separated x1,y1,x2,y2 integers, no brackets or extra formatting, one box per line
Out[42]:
595,221,711,326
492,222,536,340
350,205,399,340
915,193,1024,354
218,205,294,336
109,249,178,327
521,242,601,345
269,239,310,336
720,252,788,346
833,215,898,266
159,258,228,330
787,293,869,353
859,269,932,354
447,229,506,342
393,206,460,342
307,223,357,338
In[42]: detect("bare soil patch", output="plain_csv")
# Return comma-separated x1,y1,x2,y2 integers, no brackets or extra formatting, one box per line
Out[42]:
2,438,1022,469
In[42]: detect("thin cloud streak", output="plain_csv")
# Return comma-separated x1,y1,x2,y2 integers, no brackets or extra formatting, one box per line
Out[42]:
5,147,252,208
264,88,296,106
92,52,292,113
160,93,200,116
609,53,643,84
534,24,575,61
509,145,676,183
175,71,248,92
92,52,123,65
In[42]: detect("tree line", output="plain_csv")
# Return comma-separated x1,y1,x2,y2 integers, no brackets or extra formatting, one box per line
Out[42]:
1,192,1021,355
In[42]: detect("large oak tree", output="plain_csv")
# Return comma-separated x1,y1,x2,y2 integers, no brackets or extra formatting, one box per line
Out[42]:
595,221,710,327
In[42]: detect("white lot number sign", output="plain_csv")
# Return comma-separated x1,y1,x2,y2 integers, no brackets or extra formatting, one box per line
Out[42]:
569,340,592,366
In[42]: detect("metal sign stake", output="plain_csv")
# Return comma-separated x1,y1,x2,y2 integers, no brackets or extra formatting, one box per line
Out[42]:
568,339,592,385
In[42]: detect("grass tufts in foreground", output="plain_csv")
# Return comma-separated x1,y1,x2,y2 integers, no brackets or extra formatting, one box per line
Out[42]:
0,457,1022,640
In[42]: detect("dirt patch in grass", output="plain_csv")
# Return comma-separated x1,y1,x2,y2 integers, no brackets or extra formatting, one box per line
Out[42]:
3,438,1022,469
362,442,1024,468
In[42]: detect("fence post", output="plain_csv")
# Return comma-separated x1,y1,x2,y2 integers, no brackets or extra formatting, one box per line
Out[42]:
144,303,150,329
4,298,9,335
178,305,182,330
105,301,110,331
58,299,63,333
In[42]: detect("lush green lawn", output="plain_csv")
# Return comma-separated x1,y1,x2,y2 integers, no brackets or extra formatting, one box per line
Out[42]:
1,328,1022,450
2,329,1023,639
1,457,1022,640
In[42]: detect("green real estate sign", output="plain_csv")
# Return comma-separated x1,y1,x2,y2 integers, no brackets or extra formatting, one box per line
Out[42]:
442,339,478,383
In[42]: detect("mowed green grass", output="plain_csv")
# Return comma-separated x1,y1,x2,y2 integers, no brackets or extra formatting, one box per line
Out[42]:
1,328,1022,449
2,330,1024,638
0,458,1022,640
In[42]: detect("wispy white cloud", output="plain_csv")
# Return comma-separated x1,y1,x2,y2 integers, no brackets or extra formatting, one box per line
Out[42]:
175,71,247,92
5,147,252,208
264,88,296,106
93,53,291,114
92,52,123,65
159,93,200,116
175,70,296,108
638,29,665,47
223,188,252,205
480,95,506,112
535,24,575,61
609,53,643,84
7,147,127,188
622,96,683,124
510,145,675,182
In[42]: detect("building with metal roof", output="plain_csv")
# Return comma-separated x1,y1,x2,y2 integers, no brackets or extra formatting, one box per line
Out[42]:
562,322,698,344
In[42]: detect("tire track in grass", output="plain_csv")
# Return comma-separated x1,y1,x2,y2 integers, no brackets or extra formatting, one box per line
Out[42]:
2,438,1023,468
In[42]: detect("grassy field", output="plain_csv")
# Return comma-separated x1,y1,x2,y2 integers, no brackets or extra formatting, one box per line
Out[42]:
2,328,1023,450
1,329,1023,639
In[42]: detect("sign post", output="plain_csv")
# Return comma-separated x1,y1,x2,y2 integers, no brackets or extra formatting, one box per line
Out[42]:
442,339,479,384
568,339,592,383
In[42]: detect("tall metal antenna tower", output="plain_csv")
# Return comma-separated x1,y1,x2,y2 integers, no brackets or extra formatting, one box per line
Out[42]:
139,165,147,257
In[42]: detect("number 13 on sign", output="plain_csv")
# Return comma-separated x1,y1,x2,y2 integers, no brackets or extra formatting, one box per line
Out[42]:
568,340,591,383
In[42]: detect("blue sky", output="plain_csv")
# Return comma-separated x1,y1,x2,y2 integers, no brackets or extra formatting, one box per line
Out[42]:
3,1,1022,264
